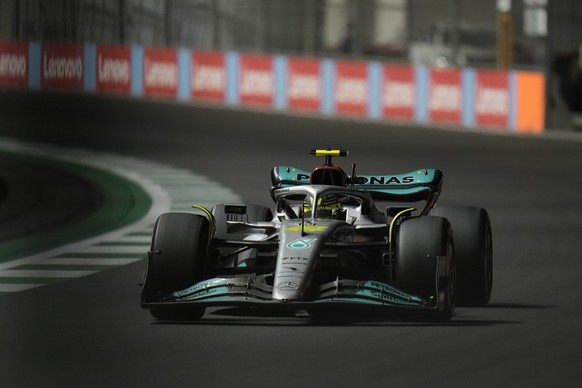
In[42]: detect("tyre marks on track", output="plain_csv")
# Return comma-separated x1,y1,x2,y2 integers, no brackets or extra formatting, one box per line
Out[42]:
0,138,242,294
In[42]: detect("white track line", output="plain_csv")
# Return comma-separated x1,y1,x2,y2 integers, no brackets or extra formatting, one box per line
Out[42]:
34,258,142,266
0,137,243,292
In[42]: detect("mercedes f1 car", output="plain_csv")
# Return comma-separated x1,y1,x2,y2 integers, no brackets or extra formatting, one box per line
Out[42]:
140,150,493,321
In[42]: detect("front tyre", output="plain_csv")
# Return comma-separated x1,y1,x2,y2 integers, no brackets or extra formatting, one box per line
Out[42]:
396,216,455,321
141,213,209,320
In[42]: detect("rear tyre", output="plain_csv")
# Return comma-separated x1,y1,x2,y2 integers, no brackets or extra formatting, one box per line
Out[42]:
396,216,455,321
430,206,492,306
141,213,209,320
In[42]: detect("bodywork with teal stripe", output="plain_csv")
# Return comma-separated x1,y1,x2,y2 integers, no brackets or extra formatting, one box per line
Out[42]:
270,166,443,213
141,153,455,320
168,277,424,307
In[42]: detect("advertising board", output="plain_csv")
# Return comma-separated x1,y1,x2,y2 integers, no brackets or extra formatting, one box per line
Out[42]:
41,43,83,89
239,54,274,107
474,70,509,128
287,57,321,112
516,71,545,133
0,41,28,87
382,65,415,120
428,68,462,124
334,61,369,116
96,45,131,93
143,48,178,97
191,51,225,102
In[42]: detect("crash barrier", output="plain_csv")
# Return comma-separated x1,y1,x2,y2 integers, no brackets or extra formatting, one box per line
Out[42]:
0,41,545,133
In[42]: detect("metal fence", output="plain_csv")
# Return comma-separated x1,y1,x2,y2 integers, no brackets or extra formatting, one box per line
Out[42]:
0,0,570,70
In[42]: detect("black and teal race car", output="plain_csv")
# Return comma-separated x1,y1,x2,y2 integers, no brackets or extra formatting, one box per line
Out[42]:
140,150,493,321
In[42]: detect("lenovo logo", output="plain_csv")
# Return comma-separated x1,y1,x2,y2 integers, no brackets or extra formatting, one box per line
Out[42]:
0,54,26,79
43,53,82,80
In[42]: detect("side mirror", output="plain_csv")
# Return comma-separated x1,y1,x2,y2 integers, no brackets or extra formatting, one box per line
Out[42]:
224,204,247,215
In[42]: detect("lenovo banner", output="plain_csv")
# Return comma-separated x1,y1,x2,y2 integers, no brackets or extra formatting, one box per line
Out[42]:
474,70,509,128
0,41,28,87
287,57,321,112
239,54,274,106
143,48,178,97
41,43,83,89
96,45,131,93
428,69,462,124
191,51,225,102
382,65,415,120
334,61,368,116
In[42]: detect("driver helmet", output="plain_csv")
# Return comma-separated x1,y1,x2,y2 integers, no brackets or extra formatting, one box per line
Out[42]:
303,195,345,220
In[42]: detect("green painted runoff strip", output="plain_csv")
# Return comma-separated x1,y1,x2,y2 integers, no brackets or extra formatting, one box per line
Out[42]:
57,252,145,259
13,264,119,271
0,277,66,284
0,151,152,262
94,241,150,246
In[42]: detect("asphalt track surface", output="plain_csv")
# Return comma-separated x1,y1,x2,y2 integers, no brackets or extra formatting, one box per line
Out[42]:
1,90,581,387
0,152,103,244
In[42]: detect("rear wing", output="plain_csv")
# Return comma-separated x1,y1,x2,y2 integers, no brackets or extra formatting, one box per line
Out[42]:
271,166,443,207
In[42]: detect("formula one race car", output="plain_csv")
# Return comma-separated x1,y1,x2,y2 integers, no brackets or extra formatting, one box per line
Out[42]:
140,150,493,322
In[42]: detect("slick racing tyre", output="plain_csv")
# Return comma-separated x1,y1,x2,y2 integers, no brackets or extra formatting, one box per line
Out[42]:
429,206,492,307
142,213,209,321
396,216,455,321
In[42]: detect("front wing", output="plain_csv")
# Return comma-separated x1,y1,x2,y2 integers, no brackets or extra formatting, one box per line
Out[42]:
142,276,439,314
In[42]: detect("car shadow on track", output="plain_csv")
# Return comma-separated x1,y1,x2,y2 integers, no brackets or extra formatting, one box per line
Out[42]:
150,307,523,327
484,302,558,309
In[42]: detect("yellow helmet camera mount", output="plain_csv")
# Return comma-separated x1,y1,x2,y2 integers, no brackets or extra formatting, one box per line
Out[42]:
309,149,348,166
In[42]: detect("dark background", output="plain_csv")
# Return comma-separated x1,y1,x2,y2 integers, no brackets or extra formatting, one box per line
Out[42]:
0,90,581,387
